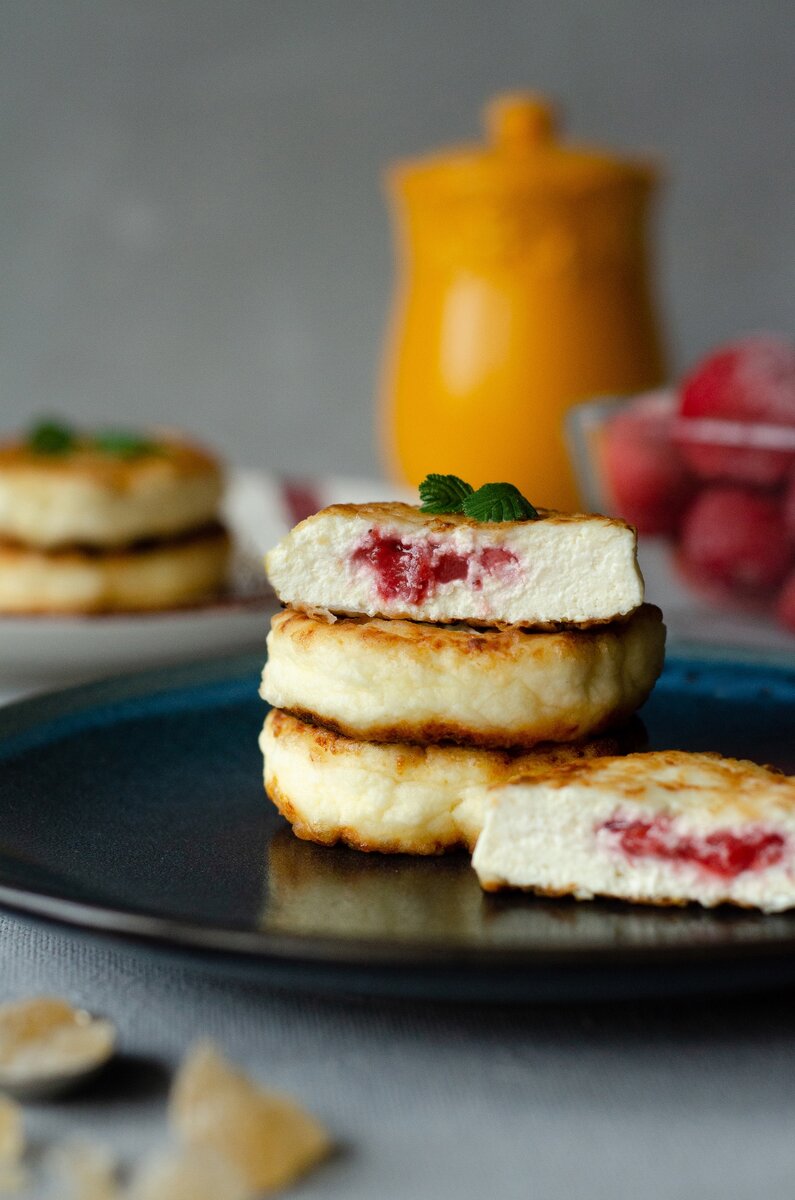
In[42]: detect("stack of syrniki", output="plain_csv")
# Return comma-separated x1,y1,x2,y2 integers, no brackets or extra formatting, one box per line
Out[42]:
0,421,229,613
260,500,665,854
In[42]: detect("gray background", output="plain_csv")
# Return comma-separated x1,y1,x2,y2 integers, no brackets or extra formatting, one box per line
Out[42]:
2,0,794,478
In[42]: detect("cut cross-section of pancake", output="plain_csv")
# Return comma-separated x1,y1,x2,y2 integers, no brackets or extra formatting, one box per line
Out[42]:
261,603,665,750
472,751,795,911
265,502,644,628
260,708,647,855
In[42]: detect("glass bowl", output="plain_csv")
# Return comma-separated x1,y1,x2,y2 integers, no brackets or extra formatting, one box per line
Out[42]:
567,390,795,642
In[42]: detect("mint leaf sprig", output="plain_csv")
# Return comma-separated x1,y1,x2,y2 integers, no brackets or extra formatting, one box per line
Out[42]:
463,482,539,522
418,473,473,514
27,419,160,460
93,430,159,459
27,419,76,456
419,473,539,522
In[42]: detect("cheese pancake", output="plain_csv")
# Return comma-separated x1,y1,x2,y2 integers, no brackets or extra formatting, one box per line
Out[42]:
473,751,795,911
0,433,222,549
261,708,647,855
0,523,230,613
262,603,665,750
265,502,643,629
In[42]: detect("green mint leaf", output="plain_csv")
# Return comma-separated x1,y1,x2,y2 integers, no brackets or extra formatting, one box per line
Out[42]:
418,473,474,514
27,419,77,455
93,430,158,459
462,483,539,522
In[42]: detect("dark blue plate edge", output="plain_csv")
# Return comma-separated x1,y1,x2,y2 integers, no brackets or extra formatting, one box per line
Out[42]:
0,652,263,759
7,902,795,1005
3,869,795,969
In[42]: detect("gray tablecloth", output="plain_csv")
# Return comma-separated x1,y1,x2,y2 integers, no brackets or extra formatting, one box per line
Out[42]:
2,909,794,1199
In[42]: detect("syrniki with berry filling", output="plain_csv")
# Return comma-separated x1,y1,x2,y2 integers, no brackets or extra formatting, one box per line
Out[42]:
472,751,795,912
265,502,643,629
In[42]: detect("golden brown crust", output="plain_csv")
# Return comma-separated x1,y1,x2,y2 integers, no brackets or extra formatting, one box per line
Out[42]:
284,602,638,633
507,749,790,803
305,500,634,536
278,703,624,751
0,433,220,490
273,603,658,657
266,705,646,760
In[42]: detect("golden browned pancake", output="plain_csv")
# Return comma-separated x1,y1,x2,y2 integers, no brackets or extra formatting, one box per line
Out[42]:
265,500,643,628
261,603,665,750
0,433,223,549
0,523,231,613
260,708,647,855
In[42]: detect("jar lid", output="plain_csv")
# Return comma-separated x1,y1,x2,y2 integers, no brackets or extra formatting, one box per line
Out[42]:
389,93,656,197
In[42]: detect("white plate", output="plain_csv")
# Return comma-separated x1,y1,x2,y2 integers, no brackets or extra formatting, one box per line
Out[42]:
0,469,412,697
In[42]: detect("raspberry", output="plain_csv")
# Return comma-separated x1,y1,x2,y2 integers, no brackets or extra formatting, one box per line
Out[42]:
776,570,795,633
678,486,792,596
600,395,693,534
676,334,795,485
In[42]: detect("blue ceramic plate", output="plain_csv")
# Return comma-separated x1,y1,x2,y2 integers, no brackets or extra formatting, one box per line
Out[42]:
0,653,794,1002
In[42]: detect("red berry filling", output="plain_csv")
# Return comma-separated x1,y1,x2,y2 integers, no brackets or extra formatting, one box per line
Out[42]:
351,531,518,605
599,813,785,879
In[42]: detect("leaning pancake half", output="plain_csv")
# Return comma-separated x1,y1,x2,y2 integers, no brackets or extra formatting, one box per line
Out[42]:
261,603,665,750
265,501,644,629
0,523,231,613
472,751,795,911
260,708,647,855
0,433,223,550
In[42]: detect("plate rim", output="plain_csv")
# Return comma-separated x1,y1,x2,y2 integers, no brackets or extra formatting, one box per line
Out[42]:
4,865,795,974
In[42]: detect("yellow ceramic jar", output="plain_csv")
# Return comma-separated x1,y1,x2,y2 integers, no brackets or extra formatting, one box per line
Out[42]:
380,94,666,511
